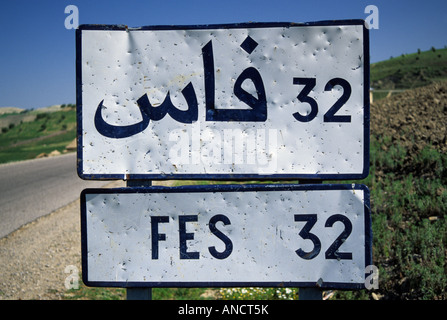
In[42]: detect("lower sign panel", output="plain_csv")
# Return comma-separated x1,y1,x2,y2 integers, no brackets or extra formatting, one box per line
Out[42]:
81,184,371,289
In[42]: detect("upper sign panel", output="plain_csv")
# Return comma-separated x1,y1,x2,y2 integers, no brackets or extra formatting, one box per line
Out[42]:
77,21,369,180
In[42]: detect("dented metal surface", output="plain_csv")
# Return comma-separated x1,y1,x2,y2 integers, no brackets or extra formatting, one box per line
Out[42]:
76,21,369,180
81,184,372,288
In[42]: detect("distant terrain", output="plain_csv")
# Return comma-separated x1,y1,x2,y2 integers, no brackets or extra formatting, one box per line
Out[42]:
0,107,25,115
370,47,447,100
0,104,76,164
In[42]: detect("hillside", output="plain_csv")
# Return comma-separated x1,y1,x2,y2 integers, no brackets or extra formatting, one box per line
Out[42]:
372,80,447,154
345,79,447,300
0,105,76,164
0,104,74,131
371,47,447,99
0,107,24,115
366,49,447,299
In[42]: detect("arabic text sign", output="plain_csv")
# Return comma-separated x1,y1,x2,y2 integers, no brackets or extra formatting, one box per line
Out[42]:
77,21,369,179
81,184,372,288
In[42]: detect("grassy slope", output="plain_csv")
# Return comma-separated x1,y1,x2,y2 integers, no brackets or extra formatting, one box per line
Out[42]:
0,107,76,164
337,134,447,300
371,47,447,90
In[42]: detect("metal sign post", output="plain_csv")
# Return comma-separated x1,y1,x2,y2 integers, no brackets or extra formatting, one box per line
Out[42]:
299,288,323,300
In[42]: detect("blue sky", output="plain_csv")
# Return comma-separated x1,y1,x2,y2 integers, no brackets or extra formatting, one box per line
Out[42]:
0,0,446,110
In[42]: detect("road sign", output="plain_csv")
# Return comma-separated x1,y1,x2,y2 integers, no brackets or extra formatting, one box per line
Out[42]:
76,20,370,180
81,184,372,289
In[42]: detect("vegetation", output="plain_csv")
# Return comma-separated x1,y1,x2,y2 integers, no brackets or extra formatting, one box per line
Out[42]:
335,135,447,300
219,287,299,300
371,47,447,91
64,282,216,300
0,106,76,164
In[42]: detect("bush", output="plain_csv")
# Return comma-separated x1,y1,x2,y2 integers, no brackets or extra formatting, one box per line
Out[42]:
36,113,49,120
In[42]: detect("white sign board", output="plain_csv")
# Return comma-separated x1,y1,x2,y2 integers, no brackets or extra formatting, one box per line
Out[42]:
76,21,369,180
81,184,372,289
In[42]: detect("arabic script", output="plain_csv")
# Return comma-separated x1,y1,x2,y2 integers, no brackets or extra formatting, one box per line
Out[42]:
94,35,353,139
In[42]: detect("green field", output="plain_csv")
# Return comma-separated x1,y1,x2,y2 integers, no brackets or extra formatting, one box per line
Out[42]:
0,106,76,164
370,46,447,100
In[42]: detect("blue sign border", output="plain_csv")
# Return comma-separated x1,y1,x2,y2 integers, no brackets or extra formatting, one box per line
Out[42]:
81,183,372,289
76,20,370,181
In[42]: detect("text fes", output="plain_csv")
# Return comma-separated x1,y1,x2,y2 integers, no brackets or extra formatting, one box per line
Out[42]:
151,214,233,260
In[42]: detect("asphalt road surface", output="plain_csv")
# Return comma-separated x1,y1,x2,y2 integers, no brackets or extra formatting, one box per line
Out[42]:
0,153,109,238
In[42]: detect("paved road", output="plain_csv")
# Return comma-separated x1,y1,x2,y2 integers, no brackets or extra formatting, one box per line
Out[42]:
0,153,109,238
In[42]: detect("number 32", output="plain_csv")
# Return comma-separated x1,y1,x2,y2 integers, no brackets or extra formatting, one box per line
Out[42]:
294,214,353,260
293,77,352,123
